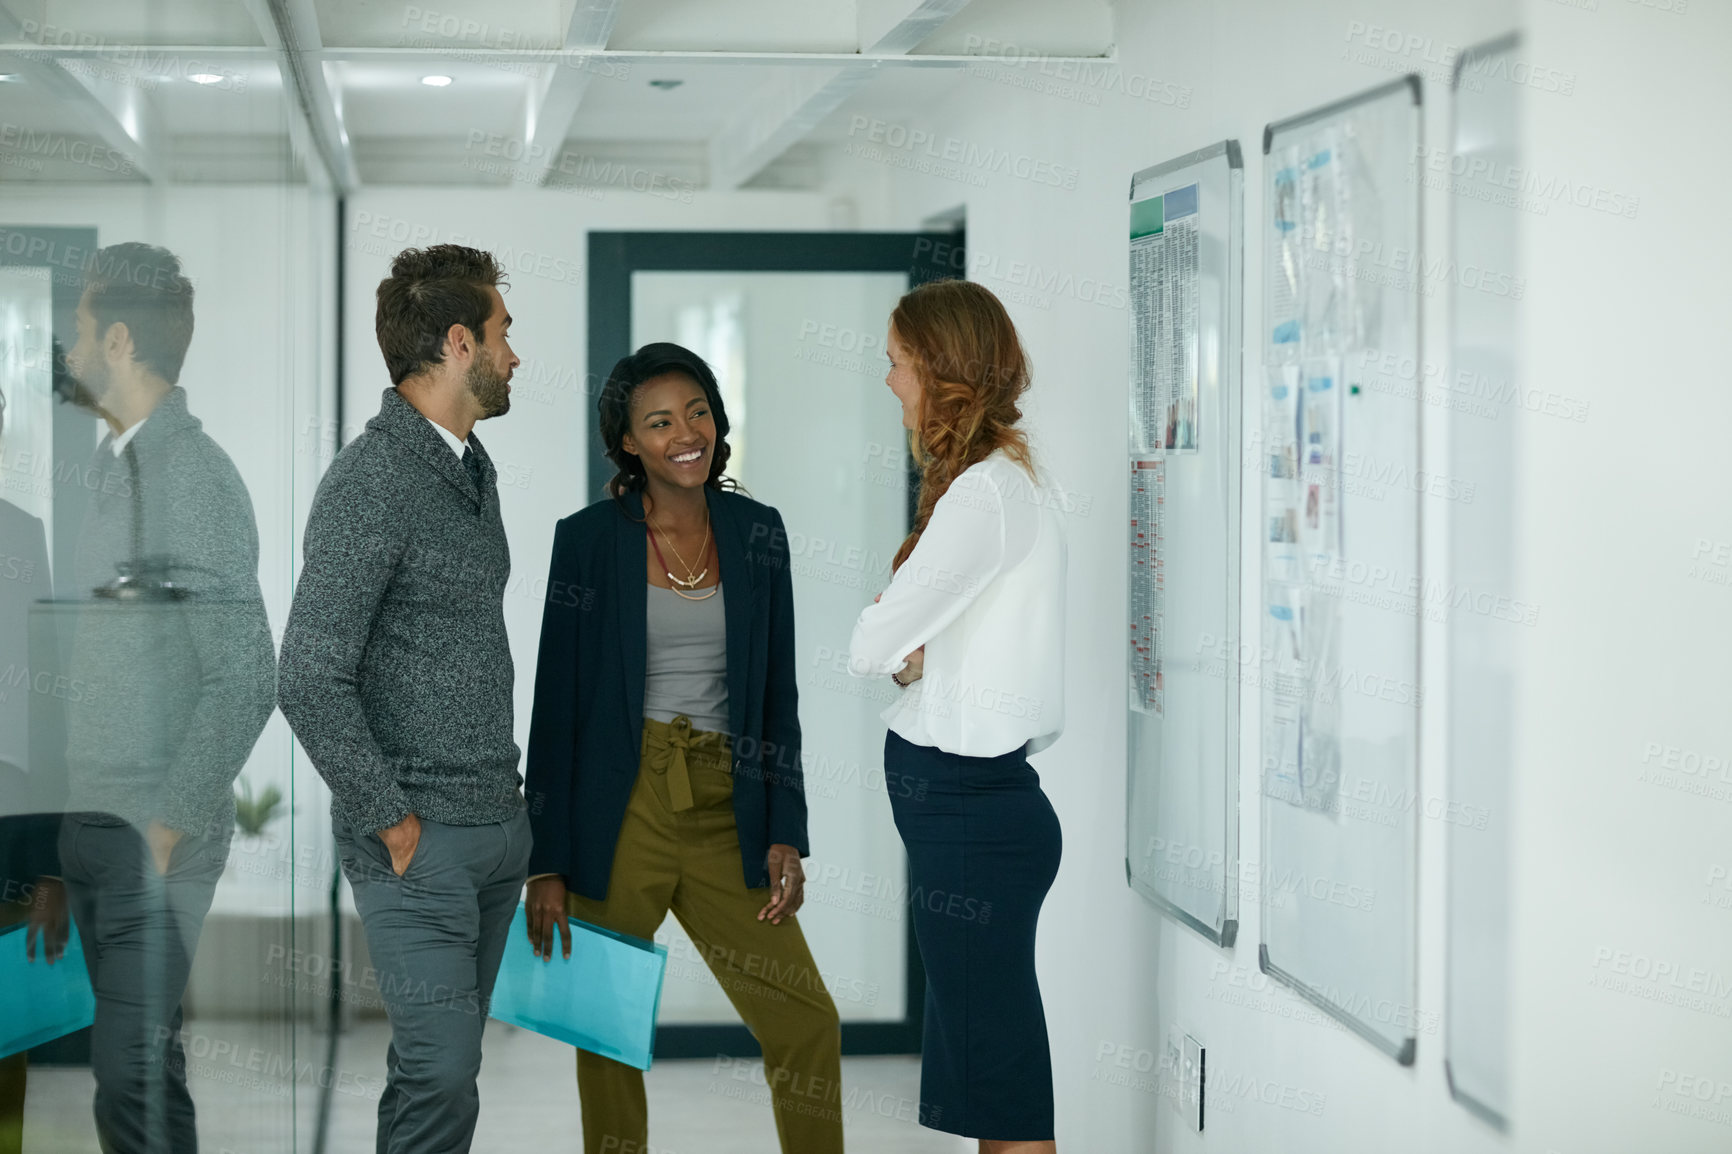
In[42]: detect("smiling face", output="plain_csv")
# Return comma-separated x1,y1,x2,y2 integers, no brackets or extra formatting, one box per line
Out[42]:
620,371,715,492
885,322,923,430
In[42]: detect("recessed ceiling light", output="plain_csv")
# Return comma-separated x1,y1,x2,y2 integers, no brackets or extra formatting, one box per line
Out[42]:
421,75,454,87
188,73,224,84
647,79,683,90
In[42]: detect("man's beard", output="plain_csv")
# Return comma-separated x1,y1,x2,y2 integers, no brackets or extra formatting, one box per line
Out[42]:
465,352,511,419
58,352,111,417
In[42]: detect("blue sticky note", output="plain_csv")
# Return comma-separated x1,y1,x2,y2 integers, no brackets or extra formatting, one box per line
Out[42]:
0,919,96,1060
488,905,668,1071
1163,182,1200,221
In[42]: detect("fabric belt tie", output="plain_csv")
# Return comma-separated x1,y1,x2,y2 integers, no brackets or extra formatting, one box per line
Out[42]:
642,715,727,812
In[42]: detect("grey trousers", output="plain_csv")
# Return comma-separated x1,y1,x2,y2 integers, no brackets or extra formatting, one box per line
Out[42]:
335,809,531,1154
58,814,229,1154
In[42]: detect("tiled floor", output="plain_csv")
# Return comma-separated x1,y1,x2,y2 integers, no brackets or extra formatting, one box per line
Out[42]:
22,1018,971,1153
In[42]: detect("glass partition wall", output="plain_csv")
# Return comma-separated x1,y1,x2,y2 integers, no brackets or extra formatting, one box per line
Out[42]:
0,9,339,1151
4,11,978,1154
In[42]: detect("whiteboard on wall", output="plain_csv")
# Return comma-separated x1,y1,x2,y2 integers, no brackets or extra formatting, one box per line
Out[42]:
1446,33,1523,1130
1258,76,1422,1064
1124,141,1243,947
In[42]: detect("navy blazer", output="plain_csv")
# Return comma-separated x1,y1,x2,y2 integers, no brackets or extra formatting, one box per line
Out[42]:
525,486,808,900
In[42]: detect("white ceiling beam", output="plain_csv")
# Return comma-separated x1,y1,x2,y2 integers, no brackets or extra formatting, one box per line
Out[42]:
308,47,1091,67
0,46,1109,69
242,0,360,193
707,0,977,191
565,0,626,49
523,0,623,187
0,45,277,62
707,66,866,192
858,0,976,56
0,2,158,181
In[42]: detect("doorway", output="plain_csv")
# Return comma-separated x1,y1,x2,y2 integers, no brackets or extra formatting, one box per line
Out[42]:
590,230,961,1057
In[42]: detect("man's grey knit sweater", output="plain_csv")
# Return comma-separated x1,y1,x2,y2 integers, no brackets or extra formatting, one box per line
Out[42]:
59,386,276,835
278,387,522,835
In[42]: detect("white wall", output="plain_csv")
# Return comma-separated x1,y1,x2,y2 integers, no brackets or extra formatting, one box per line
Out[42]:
1512,0,1732,1150
813,0,1730,1151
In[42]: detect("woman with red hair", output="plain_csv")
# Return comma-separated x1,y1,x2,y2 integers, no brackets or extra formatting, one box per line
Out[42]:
849,279,1067,1153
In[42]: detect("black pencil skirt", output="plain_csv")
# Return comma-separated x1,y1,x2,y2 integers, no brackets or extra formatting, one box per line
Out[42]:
884,728,1063,1140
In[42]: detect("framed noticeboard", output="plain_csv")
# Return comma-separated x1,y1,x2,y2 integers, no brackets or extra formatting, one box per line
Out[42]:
1124,140,1244,947
1259,76,1422,1064
1445,33,1524,1131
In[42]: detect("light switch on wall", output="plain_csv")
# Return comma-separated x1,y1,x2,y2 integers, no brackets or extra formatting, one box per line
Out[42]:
1181,1033,1205,1132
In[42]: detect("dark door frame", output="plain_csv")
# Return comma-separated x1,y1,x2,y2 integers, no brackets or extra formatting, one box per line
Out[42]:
0,225,101,593
586,229,963,1058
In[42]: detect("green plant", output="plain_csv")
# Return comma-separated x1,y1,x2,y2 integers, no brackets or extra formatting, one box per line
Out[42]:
234,777,284,837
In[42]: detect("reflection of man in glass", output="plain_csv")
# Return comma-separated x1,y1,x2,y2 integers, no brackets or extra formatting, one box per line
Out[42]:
0,380,58,1154
37,243,275,1152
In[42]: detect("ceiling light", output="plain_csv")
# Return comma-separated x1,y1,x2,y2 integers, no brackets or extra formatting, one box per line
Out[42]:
188,73,224,84
0,74,20,83
648,79,683,90
421,75,453,87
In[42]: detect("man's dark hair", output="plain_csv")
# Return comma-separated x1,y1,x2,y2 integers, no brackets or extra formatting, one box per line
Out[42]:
83,242,196,384
375,245,507,386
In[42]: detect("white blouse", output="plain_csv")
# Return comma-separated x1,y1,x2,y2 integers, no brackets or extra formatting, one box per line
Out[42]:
848,450,1067,758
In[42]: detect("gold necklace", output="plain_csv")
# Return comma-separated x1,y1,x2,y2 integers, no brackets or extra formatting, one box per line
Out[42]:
647,511,717,600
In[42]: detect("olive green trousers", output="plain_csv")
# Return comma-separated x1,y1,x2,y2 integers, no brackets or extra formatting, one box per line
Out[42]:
565,715,844,1154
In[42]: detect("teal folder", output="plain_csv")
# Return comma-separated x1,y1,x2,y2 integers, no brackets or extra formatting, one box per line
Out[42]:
0,919,95,1059
488,905,668,1070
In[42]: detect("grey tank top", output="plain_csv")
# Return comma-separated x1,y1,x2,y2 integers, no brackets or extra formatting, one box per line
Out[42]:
643,582,730,733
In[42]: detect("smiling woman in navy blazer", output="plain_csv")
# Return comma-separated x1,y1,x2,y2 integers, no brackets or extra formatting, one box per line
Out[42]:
522,423,806,901
522,342,843,1154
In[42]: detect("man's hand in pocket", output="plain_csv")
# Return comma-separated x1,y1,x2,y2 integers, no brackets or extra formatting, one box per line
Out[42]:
145,819,184,875
377,813,422,876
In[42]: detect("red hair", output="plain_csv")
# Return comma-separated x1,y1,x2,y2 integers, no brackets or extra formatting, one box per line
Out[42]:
890,279,1035,572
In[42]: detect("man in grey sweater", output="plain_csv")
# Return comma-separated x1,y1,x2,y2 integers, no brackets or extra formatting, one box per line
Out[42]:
278,245,527,1153
15,242,276,1153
